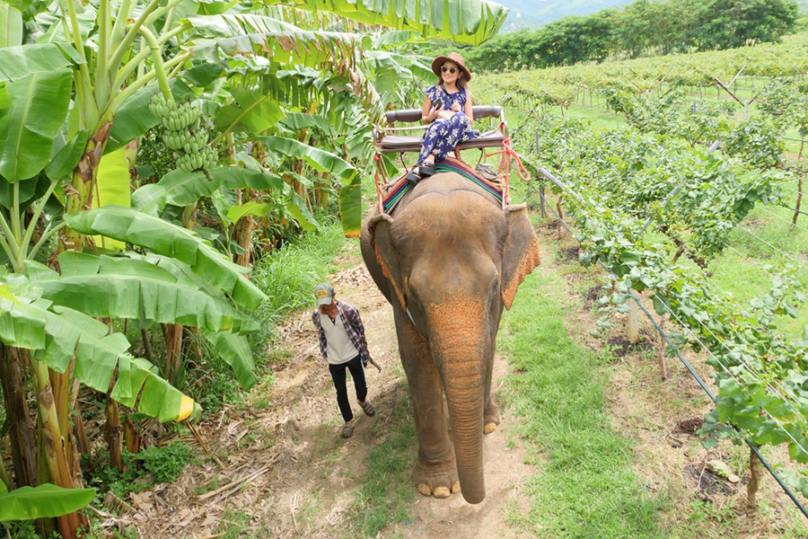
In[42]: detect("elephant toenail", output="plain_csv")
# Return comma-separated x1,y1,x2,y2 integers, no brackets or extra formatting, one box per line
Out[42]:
417,484,432,497
451,480,461,493
433,486,451,498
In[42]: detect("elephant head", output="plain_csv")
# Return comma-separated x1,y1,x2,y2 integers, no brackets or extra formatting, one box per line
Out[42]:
363,174,540,504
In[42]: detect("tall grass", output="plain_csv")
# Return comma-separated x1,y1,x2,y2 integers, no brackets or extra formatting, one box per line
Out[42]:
250,220,347,349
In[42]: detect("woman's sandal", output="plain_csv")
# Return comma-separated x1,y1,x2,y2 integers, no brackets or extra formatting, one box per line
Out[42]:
405,163,437,187
341,423,354,438
359,401,376,417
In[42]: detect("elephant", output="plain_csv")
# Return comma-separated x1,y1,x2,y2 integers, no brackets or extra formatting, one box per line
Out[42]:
360,171,541,504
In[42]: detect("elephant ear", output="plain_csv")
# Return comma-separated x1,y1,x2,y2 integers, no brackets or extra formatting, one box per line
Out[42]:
501,204,541,310
368,214,408,312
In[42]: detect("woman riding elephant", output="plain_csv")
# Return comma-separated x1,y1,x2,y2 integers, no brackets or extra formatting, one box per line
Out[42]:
406,52,478,185
361,171,540,504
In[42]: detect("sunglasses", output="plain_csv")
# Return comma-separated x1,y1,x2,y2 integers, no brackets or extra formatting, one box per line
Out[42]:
441,66,457,74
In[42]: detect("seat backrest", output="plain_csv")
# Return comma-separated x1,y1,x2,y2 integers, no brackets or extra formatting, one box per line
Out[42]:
385,106,502,125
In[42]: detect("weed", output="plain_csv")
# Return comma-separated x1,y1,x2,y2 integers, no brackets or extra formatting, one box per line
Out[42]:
139,441,196,484
88,441,196,500
253,396,271,410
217,509,262,539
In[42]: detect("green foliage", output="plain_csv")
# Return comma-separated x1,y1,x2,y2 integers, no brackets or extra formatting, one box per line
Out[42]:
461,0,799,72
0,484,95,521
139,441,197,484
251,220,345,323
508,104,808,478
89,442,196,499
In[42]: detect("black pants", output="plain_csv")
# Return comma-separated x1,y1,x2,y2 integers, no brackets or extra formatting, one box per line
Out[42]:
328,355,367,423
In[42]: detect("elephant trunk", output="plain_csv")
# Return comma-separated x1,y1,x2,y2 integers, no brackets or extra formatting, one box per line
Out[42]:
430,309,488,504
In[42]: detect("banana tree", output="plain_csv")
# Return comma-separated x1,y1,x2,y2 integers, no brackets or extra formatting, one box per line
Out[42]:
0,0,508,535
0,181,266,539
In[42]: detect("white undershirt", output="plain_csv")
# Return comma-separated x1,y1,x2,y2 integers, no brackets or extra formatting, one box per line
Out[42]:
319,312,360,365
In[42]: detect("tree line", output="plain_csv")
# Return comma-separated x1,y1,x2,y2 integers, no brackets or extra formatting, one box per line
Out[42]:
436,0,800,73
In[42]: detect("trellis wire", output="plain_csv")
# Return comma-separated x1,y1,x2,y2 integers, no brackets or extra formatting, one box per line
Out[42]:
533,174,808,520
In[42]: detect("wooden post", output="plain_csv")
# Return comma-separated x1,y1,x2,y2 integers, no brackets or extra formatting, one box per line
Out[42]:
539,184,547,218
658,314,668,380
748,447,761,512
628,298,639,344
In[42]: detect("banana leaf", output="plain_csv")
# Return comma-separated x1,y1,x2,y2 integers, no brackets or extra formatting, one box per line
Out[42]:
131,167,285,216
226,201,273,224
0,4,22,48
339,174,363,239
0,292,196,422
279,112,334,134
0,68,72,182
257,136,358,184
186,14,367,68
92,148,131,251
203,329,256,390
0,484,95,521
32,252,255,334
111,356,196,422
0,43,84,82
215,87,285,135
260,0,509,46
64,206,266,309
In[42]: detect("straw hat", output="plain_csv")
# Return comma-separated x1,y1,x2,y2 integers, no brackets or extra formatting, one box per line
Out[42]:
431,52,472,81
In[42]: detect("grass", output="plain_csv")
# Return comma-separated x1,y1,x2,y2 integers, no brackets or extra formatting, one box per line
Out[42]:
252,218,346,321
499,255,668,538
344,382,417,539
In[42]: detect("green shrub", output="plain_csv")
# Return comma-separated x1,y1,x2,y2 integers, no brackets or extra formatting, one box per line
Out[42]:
88,441,196,500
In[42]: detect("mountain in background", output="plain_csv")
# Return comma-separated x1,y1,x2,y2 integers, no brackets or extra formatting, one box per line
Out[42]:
494,0,808,31
496,0,628,31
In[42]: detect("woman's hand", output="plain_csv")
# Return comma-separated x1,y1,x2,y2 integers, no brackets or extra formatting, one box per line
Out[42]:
421,107,438,124
450,102,461,113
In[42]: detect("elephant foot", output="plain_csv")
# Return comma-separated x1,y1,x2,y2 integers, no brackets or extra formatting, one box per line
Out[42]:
413,458,459,499
483,401,501,435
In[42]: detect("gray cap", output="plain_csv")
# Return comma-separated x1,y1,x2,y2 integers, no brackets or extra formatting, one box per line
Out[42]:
314,283,335,306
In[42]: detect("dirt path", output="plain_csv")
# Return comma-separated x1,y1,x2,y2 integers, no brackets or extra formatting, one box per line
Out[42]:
132,241,535,539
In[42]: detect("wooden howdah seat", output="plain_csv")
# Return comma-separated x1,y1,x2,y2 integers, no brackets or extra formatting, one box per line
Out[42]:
373,106,508,154
372,104,527,215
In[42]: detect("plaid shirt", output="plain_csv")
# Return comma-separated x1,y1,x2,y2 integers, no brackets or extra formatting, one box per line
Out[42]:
312,300,370,367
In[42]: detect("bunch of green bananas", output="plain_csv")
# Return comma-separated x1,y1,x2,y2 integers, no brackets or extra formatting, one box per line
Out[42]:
150,93,217,173
148,93,176,118
176,147,219,173
159,102,200,132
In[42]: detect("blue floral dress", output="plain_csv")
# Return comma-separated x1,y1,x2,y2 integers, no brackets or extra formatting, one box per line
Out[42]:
418,85,478,165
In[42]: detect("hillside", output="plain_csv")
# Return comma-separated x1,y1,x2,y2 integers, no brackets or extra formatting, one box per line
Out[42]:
497,0,808,31
498,0,626,31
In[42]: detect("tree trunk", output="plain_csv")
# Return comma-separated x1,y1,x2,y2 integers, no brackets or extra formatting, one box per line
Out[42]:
747,447,761,511
793,173,803,227
32,360,88,538
124,415,142,456
104,379,123,472
0,345,37,487
63,123,113,252
163,323,184,384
